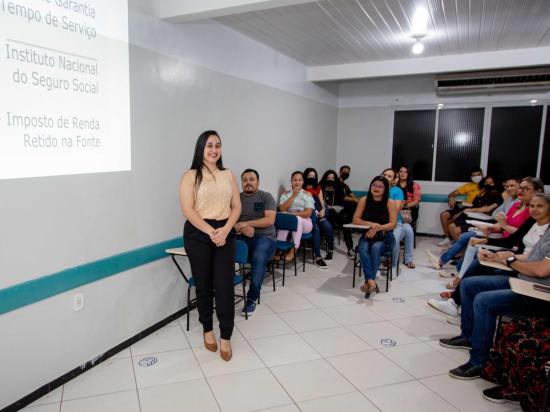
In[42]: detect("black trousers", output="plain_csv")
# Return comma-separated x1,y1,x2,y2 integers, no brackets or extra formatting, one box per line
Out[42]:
184,220,235,340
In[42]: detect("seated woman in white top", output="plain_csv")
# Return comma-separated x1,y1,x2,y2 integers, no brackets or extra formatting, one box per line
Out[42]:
277,171,314,261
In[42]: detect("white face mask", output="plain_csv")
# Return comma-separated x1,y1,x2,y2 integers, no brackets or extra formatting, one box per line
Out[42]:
471,175,482,184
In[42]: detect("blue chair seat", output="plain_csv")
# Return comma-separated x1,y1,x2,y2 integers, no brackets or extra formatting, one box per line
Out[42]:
275,240,294,252
188,277,196,287
300,233,313,240
234,274,244,285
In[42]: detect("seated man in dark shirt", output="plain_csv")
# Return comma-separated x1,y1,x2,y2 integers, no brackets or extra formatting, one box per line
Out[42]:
235,169,277,315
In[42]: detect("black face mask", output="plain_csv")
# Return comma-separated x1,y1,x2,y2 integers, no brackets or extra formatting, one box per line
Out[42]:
305,177,318,187
340,172,349,180
325,179,335,187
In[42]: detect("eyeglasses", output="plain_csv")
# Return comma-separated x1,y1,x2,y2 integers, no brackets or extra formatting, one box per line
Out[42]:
519,186,533,192
371,184,386,189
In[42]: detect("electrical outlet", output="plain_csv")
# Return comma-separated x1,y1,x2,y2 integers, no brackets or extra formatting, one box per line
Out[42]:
73,293,84,311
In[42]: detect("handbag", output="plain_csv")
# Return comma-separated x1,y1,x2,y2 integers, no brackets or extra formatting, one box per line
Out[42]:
400,206,413,224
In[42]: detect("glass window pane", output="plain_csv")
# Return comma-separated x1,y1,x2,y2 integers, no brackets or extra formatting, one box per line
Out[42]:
488,106,543,180
392,110,436,181
435,108,484,182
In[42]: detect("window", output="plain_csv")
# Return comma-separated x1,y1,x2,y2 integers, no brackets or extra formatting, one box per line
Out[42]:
488,106,543,180
392,110,436,181
435,108,484,182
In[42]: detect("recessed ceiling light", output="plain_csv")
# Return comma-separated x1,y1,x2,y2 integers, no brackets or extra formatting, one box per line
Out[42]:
412,41,424,55
530,99,538,104
437,103,444,108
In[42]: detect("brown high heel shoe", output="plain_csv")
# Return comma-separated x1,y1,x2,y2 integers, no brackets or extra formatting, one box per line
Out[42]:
203,332,218,352
220,339,232,361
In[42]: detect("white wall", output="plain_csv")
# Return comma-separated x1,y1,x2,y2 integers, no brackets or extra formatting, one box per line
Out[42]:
0,1,338,407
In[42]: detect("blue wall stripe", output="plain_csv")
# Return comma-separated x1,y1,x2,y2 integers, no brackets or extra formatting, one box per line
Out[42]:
0,237,183,315
0,191,452,316
352,191,449,203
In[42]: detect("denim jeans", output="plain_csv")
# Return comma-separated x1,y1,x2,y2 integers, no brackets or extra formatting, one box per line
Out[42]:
440,231,476,265
392,223,414,266
458,244,480,277
459,275,550,366
312,218,334,257
237,235,276,304
451,258,511,305
358,232,395,281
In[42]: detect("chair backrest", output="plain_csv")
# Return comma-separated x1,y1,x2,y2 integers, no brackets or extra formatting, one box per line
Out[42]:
275,212,298,232
234,239,248,265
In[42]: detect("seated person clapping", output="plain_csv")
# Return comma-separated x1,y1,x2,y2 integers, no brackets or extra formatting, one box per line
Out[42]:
276,171,314,262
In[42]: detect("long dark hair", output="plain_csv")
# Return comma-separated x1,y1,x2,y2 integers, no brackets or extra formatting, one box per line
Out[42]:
190,130,225,188
303,167,319,188
398,166,414,194
320,169,338,189
366,175,389,209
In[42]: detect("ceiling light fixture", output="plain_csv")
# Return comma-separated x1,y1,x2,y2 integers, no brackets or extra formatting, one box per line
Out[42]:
411,8,429,36
530,99,538,104
437,103,444,109
412,39,424,55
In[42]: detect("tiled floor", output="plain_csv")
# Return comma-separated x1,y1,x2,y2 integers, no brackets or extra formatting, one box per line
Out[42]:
23,237,522,412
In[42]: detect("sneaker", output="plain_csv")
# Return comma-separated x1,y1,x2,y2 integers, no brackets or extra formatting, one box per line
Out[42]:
428,298,459,317
241,302,256,316
482,386,520,405
439,336,472,350
315,258,328,269
324,251,333,261
426,250,442,270
437,238,451,247
448,362,482,380
447,315,461,326
438,270,456,278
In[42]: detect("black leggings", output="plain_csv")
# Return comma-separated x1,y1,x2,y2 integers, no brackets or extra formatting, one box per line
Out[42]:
184,220,235,340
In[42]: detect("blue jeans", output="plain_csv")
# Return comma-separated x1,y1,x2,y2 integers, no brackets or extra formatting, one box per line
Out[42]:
237,235,276,304
312,218,334,257
392,223,414,266
459,275,550,366
440,231,476,265
458,244,480,277
358,232,395,281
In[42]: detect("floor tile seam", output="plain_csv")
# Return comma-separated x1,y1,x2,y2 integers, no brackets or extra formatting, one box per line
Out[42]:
364,346,417,382
60,388,138,404
295,390,383,412
185,345,223,412
360,377,459,411
243,325,326,373
267,358,359,404
131,346,195,358
415,375,462,411
128,346,143,412
342,318,421,347
424,340,474,364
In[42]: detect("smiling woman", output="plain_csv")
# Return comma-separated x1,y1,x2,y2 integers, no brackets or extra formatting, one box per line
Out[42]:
179,130,241,362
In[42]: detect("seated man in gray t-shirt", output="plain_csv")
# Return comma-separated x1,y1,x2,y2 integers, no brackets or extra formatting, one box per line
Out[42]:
235,169,276,315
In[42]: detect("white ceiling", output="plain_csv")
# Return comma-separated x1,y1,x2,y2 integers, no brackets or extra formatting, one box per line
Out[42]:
214,0,550,66
159,0,550,81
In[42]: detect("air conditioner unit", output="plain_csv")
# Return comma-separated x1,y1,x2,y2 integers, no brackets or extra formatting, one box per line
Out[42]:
435,67,550,96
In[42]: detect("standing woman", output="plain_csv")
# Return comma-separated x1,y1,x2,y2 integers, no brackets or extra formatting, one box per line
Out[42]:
353,176,397,297
180,130,241,361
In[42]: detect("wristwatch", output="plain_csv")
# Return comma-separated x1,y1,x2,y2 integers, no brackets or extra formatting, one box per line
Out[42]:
506,256,517,268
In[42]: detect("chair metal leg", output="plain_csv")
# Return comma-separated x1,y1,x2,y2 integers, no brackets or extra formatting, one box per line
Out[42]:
302,244,306,272
242,277,248,320
352,252,357,288
293,247,298,277
282,256,286,286
186,286,191,331
271,262,276,292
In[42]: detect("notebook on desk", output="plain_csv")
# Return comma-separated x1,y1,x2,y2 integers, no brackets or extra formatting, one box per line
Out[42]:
510,278,550,302
479,259,513,272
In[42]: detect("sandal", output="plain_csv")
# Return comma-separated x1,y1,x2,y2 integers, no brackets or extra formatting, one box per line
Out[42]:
360,283,369,293
440,291,453,299
447,277,460,290
406,262,416,269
